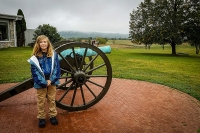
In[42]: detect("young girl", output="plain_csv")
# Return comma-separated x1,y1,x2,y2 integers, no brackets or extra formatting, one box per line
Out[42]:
28,35,60,128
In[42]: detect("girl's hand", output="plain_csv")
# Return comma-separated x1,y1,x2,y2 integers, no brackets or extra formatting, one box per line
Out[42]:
47,80,51,86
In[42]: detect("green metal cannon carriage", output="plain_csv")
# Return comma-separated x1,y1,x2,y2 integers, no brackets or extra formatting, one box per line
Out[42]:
0,42,112,111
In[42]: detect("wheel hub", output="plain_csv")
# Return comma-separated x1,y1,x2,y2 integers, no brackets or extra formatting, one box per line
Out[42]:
73,71,86,84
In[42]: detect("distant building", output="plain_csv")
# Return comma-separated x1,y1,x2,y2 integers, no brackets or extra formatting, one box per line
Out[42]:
25,29,35,46
0,13,23,48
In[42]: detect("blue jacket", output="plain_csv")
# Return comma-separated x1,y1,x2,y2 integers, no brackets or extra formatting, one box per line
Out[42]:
27,52,60,89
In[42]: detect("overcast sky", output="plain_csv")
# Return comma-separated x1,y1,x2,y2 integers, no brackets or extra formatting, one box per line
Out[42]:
0,0,143,34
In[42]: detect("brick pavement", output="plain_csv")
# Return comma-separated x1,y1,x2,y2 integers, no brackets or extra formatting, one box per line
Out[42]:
0,78,200,133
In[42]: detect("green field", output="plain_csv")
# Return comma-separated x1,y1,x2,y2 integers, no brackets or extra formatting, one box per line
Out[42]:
0,41,199,101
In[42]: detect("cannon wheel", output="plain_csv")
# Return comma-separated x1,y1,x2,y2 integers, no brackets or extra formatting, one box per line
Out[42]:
53,40,74,49
55,42,112,111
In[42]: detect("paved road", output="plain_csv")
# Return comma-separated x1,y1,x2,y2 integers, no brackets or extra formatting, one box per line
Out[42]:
0,78,199,133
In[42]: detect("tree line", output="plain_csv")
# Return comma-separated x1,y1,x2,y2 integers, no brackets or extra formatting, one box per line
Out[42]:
16,0,200,55
129,0,200,54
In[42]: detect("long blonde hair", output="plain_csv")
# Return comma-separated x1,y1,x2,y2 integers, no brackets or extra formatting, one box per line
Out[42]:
32,35,54,57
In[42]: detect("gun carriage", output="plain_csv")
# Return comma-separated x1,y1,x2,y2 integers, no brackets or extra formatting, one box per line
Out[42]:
0,42,112,111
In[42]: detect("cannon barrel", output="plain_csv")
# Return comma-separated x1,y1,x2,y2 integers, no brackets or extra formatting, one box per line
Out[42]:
59,45,111,60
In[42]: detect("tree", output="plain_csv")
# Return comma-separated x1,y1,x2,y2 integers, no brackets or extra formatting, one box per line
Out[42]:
33,24,62,44
96,37,107,44
129,7,143,44
183,0,200,54
16,9,27,47
129,0,186,54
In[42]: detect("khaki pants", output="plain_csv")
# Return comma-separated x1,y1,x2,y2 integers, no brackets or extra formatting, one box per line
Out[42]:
36,85,57,119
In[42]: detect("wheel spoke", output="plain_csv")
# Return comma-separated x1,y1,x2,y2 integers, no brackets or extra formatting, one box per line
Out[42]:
86,75,108,78
80,85,86,105
80,48,88,70
83,54,99,72
57,78,73,89
72,47,78,70
58,81,75,102
85,63,106,74
86,79,105,89
71,84,78,106
60,68,73,74
84,83,97,98
58,53,75,72
59,76,72,79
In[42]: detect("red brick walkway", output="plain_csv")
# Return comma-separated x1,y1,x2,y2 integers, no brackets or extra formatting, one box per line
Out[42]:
0,78,199,133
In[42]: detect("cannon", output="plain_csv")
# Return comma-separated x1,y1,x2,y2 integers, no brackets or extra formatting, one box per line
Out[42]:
0,42,112,111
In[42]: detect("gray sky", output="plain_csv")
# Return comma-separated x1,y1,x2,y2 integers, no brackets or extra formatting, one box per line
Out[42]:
0,0,142,34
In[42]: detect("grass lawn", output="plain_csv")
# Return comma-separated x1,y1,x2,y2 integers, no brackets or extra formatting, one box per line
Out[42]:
0,47,33,83
0,42,200,101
